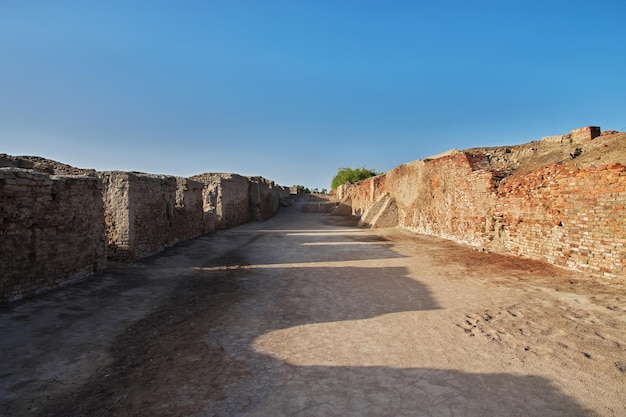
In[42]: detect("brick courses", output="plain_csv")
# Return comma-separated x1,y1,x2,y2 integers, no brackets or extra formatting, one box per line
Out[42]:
1,163,285,301
339,135,625,279
0,168,106,300
101,172,207,260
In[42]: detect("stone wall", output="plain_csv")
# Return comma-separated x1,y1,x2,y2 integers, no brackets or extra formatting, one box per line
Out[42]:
336,130,625,279
0,168,106,301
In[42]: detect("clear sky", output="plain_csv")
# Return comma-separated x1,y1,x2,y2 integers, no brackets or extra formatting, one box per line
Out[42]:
1,1,624,190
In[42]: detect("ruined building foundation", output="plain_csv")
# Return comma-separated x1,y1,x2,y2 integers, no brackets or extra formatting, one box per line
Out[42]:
0,155,289,301
335,127,625,280
1,126,624,301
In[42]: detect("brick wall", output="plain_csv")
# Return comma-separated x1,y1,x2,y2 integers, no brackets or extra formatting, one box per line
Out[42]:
101,172,206,260
0,168,106,300
191,173,283,228
496,163,625,278
248,176,280,221
191,173,251,229
339,154,625,279
344,153,496,247
571,126,601,144
1,159,285,301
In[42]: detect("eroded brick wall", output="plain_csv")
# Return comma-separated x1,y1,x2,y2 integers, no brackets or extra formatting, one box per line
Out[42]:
2,160,285,301
191,173,282,229
192,173,251,229
496,163,625,278
344,153,497,247
248,176,280,221
101,172,205,260
339,154,625,279
0,168,106,300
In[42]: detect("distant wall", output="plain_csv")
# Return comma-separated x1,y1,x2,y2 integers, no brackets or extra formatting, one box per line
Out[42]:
0,168,106,301
192,173,251,229
342,152,496,246
249,176,281,221
541,126,601,146
191,173,284,229
337,153,625,279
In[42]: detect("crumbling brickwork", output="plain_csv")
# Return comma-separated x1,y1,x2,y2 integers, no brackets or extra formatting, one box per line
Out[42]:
191,173,284,229
1,158,284,301
0,168,106,300
249,176,281,221
496,163,625,278
571,126,601,144
191,173,252,229
342,152,496,247
338,129,625,279
101,172,206,260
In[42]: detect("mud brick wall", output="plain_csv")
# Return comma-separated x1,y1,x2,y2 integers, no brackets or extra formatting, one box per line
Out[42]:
400,153,495,247
339,155,625,279
344,153,496,247
192,173,283,228
248,176,280,221
571,126,601,144
1,155,285,301
174,177,208,239
496,163,625,278
192,173,252,229
0,168,106,301
101,172,205,260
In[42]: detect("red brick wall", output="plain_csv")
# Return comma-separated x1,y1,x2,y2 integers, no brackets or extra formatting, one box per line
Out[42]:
496,163,625,277
345,153,496,247
340,156,625,279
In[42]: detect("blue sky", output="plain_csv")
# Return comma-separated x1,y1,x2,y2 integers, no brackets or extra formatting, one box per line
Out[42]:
1,1,624,190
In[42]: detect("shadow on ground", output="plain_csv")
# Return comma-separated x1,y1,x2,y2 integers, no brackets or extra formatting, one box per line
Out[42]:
0,206,594,417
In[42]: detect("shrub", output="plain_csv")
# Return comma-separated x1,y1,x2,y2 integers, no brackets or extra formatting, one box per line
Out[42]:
331,167,380,190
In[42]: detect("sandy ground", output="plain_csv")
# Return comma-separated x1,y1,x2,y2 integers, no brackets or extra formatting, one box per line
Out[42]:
1,201,625,417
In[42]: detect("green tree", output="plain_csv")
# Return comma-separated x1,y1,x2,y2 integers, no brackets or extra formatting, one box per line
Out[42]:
331,167,380,190
292,184,311,194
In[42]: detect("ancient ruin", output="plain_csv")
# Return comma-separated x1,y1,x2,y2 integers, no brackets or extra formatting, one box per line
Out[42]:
0,154,289,301
1,126,624,302
333,127,625,279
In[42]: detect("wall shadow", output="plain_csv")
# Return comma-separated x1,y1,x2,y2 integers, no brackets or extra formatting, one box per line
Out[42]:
37,258,594,417
1,206,596,417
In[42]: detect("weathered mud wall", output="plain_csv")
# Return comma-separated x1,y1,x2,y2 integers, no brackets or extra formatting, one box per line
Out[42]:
249,176,281,221
1,156,285,301
192,173,284,229
101,172,206,260
192,173,252,229
0,168,106,301
338,130,625,279
343,153,496,247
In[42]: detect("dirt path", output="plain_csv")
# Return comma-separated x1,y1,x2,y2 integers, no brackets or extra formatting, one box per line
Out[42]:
1,202,625,416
